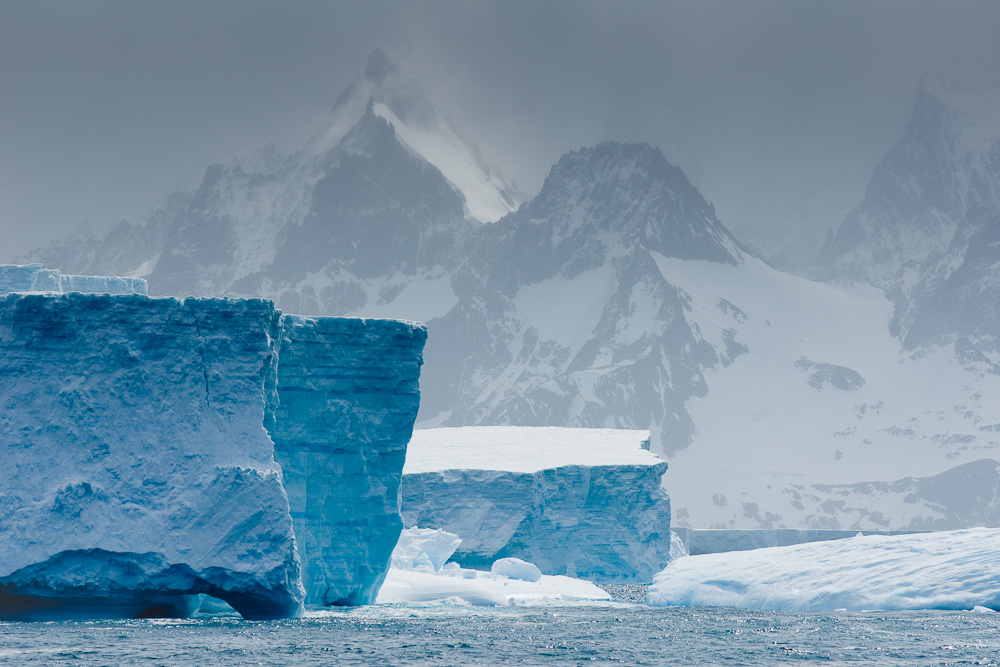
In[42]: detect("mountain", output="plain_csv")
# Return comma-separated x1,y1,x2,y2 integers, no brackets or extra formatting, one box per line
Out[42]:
25,55,1000,530
816,79,1000,294
419,141,746,455
25,49,522,303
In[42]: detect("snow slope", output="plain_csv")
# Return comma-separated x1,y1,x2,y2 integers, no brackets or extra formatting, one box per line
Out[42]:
653,252,1000,528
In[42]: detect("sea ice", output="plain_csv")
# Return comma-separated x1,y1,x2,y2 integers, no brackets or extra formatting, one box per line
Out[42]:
376,528,611,606
491,558,542,582
647,528,1000,611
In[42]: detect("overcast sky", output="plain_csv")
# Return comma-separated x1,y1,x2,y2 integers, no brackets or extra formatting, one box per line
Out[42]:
3,0,1000,262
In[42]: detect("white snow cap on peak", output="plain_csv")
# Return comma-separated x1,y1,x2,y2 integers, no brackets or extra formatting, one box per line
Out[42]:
306,49,523,223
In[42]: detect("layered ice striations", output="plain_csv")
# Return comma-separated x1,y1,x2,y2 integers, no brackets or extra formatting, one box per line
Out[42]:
401,427,672,582
0,293,300,620
270,316,427,605
0,263,147,296
0,291,427,619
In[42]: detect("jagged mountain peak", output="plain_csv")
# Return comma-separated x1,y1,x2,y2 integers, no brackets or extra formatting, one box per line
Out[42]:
538,141,696,202
814,80,1000,289
307,50,432,156
363,48,398,84
304,51,522,222
514,140,743,265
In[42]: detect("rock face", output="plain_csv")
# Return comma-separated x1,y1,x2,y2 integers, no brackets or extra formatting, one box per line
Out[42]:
0,293,301,620
0,263,147,296
0,291,428,619
401,427,672,582
270,316,427,605
814,80,1000,350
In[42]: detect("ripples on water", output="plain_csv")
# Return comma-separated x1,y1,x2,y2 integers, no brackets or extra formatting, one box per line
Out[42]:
2,604,999,666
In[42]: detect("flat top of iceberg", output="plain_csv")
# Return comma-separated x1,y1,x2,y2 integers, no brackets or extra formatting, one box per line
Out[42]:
648,527,1000,612
405,426,659,474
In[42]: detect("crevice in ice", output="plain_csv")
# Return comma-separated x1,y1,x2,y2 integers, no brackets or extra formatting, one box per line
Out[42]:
188,303,214,410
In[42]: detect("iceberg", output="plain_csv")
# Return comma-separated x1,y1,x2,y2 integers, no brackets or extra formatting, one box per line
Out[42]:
0,293,300,620
401,427,672,582
0,263,147,296
647,527,1000,611
375,527,611,606
270,315,427,605
491,558,542,582
0,291,427,619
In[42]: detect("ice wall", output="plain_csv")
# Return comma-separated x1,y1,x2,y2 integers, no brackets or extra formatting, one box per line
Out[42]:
0,293,301,620
401,427,672,582
0,264,147,296
270,316,427,605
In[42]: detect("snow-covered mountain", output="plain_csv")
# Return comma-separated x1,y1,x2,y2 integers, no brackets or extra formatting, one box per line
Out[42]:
816,79,1000,291
25,56,1000,530
815,79,1000,355
419,141,746,456
26,50,521,302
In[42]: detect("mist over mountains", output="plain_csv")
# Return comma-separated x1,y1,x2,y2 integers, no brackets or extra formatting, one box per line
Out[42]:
24,51,1000,530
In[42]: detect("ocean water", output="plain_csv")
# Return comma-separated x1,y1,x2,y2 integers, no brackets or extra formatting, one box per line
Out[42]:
2,604,1000,666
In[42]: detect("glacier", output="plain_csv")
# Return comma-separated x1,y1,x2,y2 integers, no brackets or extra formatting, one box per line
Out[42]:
0,291,427,619
376,527,611,606
401,427,672,582
0,263,147,296
648,528,1000,612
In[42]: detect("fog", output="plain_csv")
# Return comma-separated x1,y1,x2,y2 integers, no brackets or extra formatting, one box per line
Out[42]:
3,0,1000,261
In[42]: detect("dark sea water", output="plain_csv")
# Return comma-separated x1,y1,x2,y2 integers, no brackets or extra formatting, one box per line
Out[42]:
2,603,1000,666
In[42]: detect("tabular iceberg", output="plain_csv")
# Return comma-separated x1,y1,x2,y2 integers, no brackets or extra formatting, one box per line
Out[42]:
0,293,301,620
270,315,427,605
0,291,428,619
0,263,147,296
647,528,1000,611
401,427,671,582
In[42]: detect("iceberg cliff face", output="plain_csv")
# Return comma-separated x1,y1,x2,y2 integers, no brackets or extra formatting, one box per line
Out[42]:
401,427,671,582
0,293,301,620
0,292,429,618
0,264,147,296
270,316,427,605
